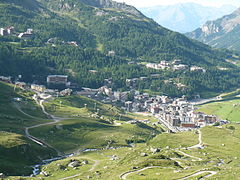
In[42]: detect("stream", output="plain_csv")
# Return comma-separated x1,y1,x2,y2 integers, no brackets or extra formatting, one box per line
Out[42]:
30,146,131,176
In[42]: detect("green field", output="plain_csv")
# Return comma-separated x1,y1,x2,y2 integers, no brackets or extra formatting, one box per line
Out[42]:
8,124,240,180
198,98,240,122
2,81,240,179
0,82,56,175
0,82,163,176
29,95,162,153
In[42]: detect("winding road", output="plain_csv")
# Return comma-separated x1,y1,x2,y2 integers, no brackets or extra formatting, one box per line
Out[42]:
120,129,217,180
120,166,161,180
15,97,63,155
16,95,218,180
178,170,218,180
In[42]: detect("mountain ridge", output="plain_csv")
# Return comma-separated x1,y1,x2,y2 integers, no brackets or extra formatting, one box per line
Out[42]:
186,7,240,51
0,0,240,97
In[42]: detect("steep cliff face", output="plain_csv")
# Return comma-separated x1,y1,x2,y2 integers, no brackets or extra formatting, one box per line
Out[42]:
187,7,240,51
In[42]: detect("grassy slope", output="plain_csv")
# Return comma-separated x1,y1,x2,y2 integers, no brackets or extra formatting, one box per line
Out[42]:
29,95,162,153
0,82,56,175
12,125,238,180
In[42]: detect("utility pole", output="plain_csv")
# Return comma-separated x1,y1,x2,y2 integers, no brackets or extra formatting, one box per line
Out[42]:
119,114,122,121
94,102,97,111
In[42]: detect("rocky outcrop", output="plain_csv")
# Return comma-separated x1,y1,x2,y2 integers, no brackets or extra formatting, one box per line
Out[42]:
79,0,143,17
187,7,240,51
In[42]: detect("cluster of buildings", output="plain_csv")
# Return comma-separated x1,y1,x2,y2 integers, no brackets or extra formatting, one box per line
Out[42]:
0,26,34,39
121,93,225,131
77,86,130,103
77,84,223,130
46,38,79,47
152,97,218,130
0,74,73,98
146,60,206,72
1,72,223,131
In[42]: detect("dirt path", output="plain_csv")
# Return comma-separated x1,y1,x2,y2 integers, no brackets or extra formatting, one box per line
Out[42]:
120,166,161,180
58,158,100,180
176,130,218,180
13,102,42,120
14,98,63,155
120,129,217,180
188,130,203,149
175,150,203,161
177,170,217,180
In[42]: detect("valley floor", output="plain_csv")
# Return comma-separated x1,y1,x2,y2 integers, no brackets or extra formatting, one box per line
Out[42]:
1,82,240,179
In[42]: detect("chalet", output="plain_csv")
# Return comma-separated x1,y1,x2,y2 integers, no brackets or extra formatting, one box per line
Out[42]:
77,88,99,97
31,84,46,92
0,76,11,83
60,88,72,96
18,33,32,39
15,82,27,89
18,29,33,39
0,28,8,36
108,50,116,57
7,26,14,35
99,86,113,97
190,66,206,73
173,64,188,71
68,41,78,47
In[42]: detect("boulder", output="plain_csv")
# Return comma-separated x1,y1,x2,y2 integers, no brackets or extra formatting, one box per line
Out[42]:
40,171,49,177
82,160,89,165
68,160,80,168
0,173,5,178
150,147,160,154
140,152,148,157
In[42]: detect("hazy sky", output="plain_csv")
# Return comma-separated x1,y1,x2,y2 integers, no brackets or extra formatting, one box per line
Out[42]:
115,0,240,8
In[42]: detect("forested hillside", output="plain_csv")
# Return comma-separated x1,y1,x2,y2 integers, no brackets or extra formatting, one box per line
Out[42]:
0,0,240,97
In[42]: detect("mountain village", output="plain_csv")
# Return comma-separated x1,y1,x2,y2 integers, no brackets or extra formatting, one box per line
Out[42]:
0,72,227,133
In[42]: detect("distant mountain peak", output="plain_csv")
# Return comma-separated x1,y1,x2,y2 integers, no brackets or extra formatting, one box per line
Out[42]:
139,3,237,33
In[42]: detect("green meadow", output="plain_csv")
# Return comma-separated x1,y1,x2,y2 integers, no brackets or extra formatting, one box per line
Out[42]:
8,124,240,180
198,96,240,123
29,95,162,153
